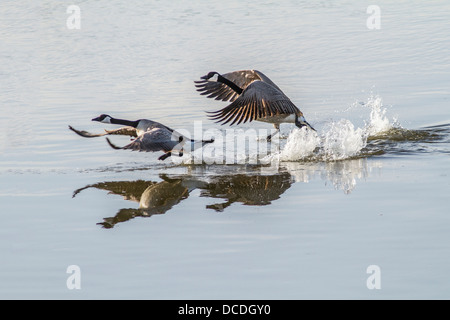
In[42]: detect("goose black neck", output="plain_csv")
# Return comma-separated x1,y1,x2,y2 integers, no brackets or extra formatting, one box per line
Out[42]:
217,74,243,94
110,117,139,128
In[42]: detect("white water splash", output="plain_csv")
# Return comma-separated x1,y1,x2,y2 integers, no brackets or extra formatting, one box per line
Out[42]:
278,127,321,161
364,95,393,136
278,94,395,162
323,119,367,160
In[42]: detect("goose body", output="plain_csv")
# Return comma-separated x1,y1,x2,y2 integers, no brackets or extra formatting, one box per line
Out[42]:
69,114,214,161
195,69,315,140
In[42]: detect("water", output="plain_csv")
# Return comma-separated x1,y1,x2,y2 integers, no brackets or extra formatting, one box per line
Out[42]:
0,0,449,299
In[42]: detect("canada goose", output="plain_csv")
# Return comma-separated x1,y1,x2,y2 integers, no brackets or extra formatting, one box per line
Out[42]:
105,127,210,161
69,114,214,161
195,69,315,140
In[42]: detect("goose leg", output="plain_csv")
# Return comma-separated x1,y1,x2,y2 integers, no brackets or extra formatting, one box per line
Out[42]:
266,124,280,142
158,152,172,161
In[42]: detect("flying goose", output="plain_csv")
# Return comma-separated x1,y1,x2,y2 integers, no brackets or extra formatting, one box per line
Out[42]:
195,69,315,140
69,114,214,161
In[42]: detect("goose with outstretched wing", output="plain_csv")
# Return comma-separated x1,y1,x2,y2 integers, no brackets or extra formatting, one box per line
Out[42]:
195,69,315,140
69,114,214,161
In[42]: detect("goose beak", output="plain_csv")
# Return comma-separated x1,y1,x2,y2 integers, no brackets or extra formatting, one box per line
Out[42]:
303,121,316,132
296,116,316,132
92,116,101,122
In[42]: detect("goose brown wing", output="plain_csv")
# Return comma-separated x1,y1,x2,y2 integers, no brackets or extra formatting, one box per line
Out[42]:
195,69,283,102
207,81,300,126
69,125,137,138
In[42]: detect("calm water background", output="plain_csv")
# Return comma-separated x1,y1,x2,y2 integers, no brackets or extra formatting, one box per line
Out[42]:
0,0,449,299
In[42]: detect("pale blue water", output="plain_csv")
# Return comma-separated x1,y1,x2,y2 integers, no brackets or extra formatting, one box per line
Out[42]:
0,0,449,299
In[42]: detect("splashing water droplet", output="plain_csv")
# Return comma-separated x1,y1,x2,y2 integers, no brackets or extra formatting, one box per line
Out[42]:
364,95,393,136
323,119,367,160
279,127,320,161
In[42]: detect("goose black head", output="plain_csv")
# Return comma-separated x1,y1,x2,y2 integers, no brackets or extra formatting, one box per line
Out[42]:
92,114,112,124
201,71,220,80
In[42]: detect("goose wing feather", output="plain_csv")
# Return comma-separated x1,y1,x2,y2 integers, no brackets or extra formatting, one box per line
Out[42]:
195,69,283,102
69,125,138,138
207,81,300,125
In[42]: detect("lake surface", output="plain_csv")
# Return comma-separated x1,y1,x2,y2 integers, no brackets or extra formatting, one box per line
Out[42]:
0,0,449,299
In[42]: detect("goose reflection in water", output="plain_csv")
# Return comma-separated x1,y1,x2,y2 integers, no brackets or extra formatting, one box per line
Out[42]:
200,173,292,212
73,172,293,228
